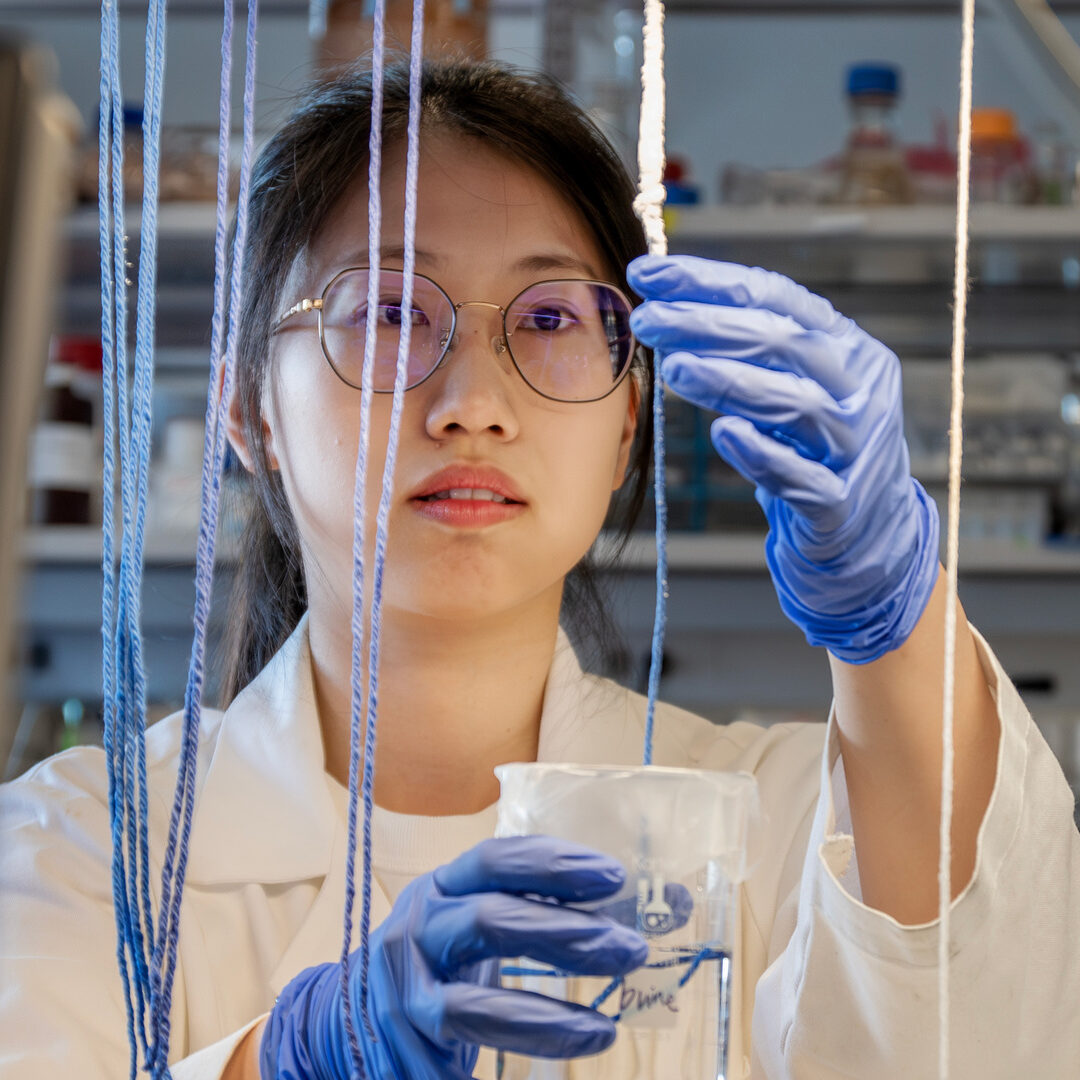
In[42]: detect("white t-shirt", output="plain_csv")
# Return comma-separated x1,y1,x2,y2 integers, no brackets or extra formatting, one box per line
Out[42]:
327,782,498,904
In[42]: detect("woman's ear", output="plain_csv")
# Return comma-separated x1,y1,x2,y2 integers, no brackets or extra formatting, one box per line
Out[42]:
224,369,278,473
612,374,641,491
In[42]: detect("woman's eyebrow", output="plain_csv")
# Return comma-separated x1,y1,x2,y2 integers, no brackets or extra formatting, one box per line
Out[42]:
514,253,601,278
332,244,442,268
321,248,601,279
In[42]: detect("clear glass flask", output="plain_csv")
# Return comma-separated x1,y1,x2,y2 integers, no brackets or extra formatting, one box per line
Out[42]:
494,763,759,1080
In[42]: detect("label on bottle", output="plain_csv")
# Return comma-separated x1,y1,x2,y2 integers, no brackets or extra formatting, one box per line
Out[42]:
28,423,96,489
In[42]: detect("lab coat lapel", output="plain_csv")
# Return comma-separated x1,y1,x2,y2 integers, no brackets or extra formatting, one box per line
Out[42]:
184,615,338,886
267,810,394,996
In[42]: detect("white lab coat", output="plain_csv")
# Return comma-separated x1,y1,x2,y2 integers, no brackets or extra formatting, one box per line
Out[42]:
2,614,1079,1078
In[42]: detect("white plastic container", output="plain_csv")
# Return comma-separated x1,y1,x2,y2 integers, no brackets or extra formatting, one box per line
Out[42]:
494,763,760,1080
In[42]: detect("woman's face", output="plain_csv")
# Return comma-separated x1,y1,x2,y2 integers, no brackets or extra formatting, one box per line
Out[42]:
253,133,638,625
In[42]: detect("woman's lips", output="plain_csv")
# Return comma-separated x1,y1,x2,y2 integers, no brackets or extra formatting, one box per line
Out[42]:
410,494,526,527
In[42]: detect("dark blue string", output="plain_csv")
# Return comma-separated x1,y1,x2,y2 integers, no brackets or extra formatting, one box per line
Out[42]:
98,0,158,1070
339,0,387,1073
98,0,259,1073
101,0,168,1068
643,352,668,766
341,8,425,1075
149,1,259,1075
499,947,727,1017
97,8,142,1075
121,3,169,1064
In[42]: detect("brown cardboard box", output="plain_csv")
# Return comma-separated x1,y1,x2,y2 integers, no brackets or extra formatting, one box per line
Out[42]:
317,0,488,73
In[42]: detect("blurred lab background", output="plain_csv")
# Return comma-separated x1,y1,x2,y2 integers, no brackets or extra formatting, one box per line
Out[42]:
2,0,1080,815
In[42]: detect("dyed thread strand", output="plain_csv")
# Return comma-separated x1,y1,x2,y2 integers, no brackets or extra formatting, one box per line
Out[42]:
356,2,426,1059
940,1,976,1077
149,3,259,1073
635,0,668,766
99,0,161,1066
128,4,169,1057
97,6,142,1074
341,0,388,1069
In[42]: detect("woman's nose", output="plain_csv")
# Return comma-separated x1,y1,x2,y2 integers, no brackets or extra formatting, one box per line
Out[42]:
423,307,520,441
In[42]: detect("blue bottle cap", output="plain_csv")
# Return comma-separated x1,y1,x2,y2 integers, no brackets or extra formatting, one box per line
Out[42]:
847,64,900,98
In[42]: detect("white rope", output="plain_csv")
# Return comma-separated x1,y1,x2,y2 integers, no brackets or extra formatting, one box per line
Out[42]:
634,0,667,256
940,1,977,1076
633,1,973,1072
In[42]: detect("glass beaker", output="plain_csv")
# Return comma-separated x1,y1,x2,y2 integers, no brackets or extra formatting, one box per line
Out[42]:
494,763,759,1080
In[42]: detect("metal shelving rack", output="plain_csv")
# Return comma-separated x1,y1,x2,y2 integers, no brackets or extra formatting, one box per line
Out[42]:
13,202,1080,766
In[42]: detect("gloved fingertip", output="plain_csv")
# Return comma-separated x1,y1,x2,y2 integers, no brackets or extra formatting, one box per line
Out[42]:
658,354,682,384
626,253,675,294
710,414,747,443
603,926,650,974
573,1016,619,1057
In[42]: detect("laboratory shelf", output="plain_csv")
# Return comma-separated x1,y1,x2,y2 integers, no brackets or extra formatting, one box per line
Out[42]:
66,202,1080,243
26,204,1080,722
666,204,1080,242
65,201,222,239
20,525,241,565
23,524,1080,576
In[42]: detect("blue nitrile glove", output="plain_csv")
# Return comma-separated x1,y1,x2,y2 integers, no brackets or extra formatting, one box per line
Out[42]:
259,835,649,1080
627,255,940,664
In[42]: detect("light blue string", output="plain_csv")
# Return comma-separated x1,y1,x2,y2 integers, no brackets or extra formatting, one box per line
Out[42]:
98,0,159,1069
97,8,143,1076
102,0,168,1068
339,0,387,1071
643,355,668,766
97,0,259,1073
341,6,425,1074
125,3,169,1059
149,1,259,1074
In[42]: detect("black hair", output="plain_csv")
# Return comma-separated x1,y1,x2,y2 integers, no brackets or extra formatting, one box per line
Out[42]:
219,56,653,703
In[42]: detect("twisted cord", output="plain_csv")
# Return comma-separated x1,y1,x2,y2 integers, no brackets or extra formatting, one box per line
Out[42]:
97,7,143,1074
340,0,388,1072
150,2,260,1073
636,0,669,765
126,3,169,1058
346,4,426,1074
939,1,976,1076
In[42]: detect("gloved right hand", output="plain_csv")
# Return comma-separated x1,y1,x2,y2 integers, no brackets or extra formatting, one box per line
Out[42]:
259,835,649,1079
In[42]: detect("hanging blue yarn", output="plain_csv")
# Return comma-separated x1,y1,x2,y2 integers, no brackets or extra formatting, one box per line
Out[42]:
643,363,669,767
338,0,388,1070
98,0,259,1074
125,5,168,1055
338,7,426,1075
98,9,142,1076
149,2,260,1075
98,0,167,1071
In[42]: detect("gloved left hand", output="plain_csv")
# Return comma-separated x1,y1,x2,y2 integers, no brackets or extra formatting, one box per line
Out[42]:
259,835,648,1080
627,254,939,664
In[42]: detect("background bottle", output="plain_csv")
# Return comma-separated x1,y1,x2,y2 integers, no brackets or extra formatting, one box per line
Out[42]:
970,108,1034,205
27,336,102,526
839,63,913,206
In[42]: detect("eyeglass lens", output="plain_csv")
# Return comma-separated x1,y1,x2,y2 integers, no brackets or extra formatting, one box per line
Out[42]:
319,268,634,402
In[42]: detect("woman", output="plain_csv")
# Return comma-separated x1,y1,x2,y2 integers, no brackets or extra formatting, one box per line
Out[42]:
2,58,1078,1079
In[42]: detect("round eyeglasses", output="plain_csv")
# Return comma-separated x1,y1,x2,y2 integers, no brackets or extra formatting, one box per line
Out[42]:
272,267,638,404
